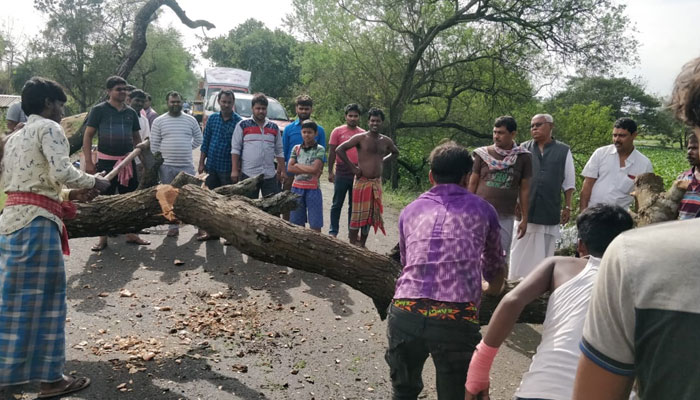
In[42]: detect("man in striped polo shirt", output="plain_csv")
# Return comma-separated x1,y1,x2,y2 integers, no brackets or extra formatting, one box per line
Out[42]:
230,93,285,199
150,90,203,236
677,133,700,219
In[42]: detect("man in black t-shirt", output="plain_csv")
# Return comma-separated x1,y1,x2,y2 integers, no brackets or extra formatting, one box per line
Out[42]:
82,76,149,251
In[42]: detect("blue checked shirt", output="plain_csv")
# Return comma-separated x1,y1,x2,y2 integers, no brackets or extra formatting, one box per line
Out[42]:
201,112,242,173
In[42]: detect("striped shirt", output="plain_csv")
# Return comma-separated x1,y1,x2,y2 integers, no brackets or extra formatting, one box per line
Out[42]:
231,118,283,179
200,111,242,173
150,113,203,167
291,143,325,189
677,167,700,220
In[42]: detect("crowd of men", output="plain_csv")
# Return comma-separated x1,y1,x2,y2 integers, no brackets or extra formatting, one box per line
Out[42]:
3,56,700,399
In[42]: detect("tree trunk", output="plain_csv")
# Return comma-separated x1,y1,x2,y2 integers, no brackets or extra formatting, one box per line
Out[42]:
632,173,687,227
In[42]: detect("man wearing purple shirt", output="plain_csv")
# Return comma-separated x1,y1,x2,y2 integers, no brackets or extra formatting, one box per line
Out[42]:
386,141,506,400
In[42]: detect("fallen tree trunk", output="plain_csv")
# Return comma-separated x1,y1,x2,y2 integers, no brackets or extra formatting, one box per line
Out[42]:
632,173,687,226
65,175,293,237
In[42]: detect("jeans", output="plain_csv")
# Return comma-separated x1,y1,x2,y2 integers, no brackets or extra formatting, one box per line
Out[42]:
241,173,280,199
329,174,353,236
385,305,481,400
205,170,232,189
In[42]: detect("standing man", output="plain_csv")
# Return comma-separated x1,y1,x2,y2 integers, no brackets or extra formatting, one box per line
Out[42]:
676,133,700,219
579,118,653,210
83,76,149,251
469,115,531,267
128,89,152,184
150,91,203,237
142,93,159,127
336,107,399,247
328,103,364,238
197,90,241,241
0,77,110,398
572,56,700,400
231,93,285,198
509,114,575,280
387,141,505,400
282,95,326,219
6,101,27,133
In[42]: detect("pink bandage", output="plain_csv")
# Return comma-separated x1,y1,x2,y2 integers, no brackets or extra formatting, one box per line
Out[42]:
466,340,499,394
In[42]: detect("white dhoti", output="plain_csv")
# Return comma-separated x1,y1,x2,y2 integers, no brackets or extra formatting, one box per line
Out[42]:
508,223,560,280
498,214,515,259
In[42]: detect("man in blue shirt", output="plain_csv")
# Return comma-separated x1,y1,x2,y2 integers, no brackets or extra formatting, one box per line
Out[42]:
282,95,326,220
197,90,242,241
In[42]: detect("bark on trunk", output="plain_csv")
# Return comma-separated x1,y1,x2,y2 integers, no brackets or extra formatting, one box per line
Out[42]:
632,172,687,227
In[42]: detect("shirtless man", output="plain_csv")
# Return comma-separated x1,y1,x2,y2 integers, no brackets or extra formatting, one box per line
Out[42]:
336,107,399,247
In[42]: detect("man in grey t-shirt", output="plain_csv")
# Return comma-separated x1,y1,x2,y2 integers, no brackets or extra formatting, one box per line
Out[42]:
6,102,27,132
573,56,700,400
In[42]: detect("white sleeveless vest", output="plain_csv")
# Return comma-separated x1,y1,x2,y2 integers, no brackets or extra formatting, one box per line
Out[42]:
514,256,600,400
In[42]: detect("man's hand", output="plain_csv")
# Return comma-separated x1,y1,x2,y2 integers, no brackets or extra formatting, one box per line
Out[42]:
328,171,335,183
353,165,363,179
230,172,239,184
198,163,206,175
11,122,25,132
93,174,111,193
514,203,522,221
561,208,571,225
277,169,288,184
69,188,100,202
517,219,527,239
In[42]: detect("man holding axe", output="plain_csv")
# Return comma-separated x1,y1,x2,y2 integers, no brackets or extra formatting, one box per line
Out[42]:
82,76,150,251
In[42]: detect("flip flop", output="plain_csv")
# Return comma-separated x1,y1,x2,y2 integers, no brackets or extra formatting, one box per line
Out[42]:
196,233,219,241
126,238,151,245
91,242,107,252
38,376,90,398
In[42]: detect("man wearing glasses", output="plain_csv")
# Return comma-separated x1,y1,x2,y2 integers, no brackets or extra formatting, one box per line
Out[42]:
509,113,575,279
82,76,150,251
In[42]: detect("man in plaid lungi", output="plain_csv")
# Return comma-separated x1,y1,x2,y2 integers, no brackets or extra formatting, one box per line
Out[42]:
0,77,109,397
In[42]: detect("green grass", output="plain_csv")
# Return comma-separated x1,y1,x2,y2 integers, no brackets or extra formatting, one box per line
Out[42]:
383,186,421,209
637,146,689,189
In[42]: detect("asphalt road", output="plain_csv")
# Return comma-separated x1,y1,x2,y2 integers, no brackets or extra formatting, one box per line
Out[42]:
3,152,540,400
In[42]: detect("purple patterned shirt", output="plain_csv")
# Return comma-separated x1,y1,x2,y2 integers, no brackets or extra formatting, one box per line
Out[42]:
395,184,505,305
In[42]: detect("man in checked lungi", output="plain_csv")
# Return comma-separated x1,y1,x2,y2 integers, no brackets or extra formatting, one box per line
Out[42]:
0,77,110,398
335,107,399,247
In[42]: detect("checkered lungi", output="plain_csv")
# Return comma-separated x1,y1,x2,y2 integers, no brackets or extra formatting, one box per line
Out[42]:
349,177,386,234
0,217,66,385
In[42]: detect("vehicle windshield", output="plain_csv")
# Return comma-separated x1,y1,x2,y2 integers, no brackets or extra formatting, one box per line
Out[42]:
206,93,288,121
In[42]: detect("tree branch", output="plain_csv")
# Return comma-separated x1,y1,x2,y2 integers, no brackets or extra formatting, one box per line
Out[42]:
397,121,490,139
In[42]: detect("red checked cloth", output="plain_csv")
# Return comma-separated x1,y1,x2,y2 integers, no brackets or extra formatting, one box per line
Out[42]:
5,192,77,255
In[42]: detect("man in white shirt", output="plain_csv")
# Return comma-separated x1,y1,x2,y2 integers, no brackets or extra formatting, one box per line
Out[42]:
579,118,653,210
150,90,203,236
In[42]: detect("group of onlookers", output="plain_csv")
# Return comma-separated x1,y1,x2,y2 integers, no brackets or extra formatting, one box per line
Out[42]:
5,56,700,399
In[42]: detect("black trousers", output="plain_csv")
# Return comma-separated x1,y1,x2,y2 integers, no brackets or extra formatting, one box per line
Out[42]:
385,305,481,400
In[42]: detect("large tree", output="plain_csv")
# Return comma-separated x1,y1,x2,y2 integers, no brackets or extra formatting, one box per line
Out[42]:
289,0,637,188
205,19,300,99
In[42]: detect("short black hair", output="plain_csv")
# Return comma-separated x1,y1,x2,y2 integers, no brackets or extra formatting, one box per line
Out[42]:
21,76,68,116
125,84,136,92
429,141,473,184
296,94,313,107
129,89,146,100
614,117,638,134
300,119,318,132
218,90,235,101
146,93,152,101
577,204,633,257
106,76,127,89
494,116,517,133
344,103,361,115
166,90,181,101
251,93,268,107
367,107,385,121
689,132,699,143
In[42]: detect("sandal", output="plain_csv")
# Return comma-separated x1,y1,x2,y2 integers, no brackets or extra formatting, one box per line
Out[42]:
38,375,90,398
91,241,107,252
196,233,219,241
126,238,151,245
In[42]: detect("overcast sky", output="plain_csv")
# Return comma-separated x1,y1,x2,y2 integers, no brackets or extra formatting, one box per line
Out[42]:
4,0,699,98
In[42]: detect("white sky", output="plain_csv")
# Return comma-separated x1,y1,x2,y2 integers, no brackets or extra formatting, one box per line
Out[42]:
3,0,699,98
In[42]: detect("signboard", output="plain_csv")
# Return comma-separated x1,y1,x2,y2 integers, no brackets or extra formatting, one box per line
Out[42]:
205,67,252,89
